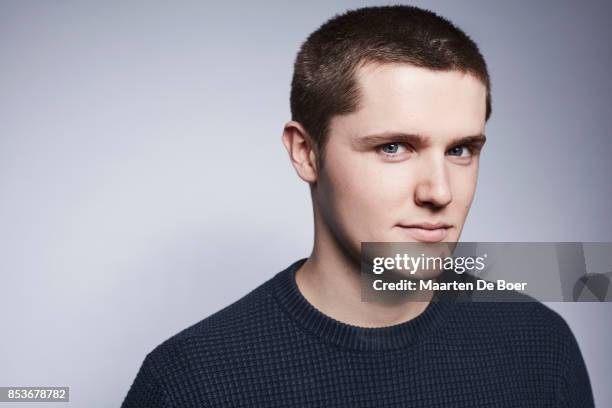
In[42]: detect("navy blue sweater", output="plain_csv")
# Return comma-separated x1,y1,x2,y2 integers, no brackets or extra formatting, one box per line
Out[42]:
122,258,594,407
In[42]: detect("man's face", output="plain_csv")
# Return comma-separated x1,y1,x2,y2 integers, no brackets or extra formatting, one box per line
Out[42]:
314,63,487,257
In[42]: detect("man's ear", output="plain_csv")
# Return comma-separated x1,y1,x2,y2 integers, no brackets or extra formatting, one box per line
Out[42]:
282,121,319,183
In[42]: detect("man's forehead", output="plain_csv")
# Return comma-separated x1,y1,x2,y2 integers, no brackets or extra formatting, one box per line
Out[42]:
355,61,486,93
331,62,487,142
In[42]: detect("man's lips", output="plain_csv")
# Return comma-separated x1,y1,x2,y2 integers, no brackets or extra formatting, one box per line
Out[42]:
396,223,452,242
400,222,452,230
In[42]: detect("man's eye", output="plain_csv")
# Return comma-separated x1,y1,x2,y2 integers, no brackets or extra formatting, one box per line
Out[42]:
447,145,471,157
379,143,406,155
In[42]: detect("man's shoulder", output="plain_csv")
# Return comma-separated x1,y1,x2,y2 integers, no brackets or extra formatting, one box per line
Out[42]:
122,263,299,407
456,273,575,339
452,298,577,348
143,269,285,371
172,278,275,341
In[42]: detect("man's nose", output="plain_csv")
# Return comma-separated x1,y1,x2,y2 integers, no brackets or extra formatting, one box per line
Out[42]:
414,157,452,209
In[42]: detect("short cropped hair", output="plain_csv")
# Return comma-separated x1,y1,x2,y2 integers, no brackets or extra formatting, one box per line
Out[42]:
290,5,491,160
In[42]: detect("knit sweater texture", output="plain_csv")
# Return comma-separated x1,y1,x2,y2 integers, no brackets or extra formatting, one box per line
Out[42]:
121,258,594,407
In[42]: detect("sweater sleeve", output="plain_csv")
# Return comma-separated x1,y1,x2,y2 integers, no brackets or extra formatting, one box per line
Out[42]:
557,321,595,408
121,354,171,408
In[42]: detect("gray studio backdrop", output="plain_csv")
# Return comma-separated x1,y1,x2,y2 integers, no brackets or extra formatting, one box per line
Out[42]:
1,1,611,407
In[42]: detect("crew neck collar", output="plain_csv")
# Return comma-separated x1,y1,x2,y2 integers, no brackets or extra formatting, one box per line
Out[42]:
270,258,455,352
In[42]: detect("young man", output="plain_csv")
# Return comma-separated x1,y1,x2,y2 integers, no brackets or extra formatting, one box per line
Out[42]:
122,6,593,407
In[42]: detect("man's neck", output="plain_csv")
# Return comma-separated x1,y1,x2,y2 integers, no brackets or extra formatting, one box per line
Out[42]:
295,249,433,328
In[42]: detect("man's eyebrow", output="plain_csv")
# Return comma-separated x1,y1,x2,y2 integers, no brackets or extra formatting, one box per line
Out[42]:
351,132,487,149
449,134,487,147
351,132,428,150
